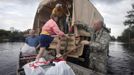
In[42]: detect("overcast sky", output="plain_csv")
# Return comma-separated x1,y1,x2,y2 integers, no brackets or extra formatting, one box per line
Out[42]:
91,0,134,37
0,0,133,37
0,0,39,31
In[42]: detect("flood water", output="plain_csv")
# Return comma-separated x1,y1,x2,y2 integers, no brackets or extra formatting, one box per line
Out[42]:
108,42,134,75
0,42,134,75
0,42,24,75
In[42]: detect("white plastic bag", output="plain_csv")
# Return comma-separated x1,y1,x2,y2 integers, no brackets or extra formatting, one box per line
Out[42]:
20,43,36,56
23,58,75,75
24,65,45,75
23,58,46,75
45,61,75,75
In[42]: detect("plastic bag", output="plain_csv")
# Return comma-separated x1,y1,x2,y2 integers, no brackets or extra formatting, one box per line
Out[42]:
45,61,75,75
20,43,36,56
23,58,75,75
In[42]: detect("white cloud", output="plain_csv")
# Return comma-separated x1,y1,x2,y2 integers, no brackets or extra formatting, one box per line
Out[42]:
0,0,39,31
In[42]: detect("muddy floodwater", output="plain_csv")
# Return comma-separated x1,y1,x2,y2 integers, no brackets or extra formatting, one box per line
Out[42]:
108,42,134,75
0,42,134,75
0,42,24,75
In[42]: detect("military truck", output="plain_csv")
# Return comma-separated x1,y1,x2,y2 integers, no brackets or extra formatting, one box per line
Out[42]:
17,0,104,75
33,0,103,58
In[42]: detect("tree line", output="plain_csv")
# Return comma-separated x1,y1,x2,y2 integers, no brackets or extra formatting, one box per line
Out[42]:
0,29,30,42
117,4,134,43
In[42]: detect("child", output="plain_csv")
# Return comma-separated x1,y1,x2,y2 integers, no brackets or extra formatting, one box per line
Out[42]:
51,3,64,18
36,14,69,60
52,3,70,33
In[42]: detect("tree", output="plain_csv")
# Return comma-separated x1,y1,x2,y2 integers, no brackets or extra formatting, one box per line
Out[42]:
0,29,25,42
111,36,116,41
9,30,25,42
121,4,134,43
124,4,134,27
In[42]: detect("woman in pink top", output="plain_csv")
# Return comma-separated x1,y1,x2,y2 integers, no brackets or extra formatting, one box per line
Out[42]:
36,14,69,60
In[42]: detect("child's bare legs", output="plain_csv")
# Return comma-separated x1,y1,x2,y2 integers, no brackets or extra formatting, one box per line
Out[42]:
56,37,62,57
36,47,46,60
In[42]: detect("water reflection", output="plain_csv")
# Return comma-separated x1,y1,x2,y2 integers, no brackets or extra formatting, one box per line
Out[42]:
0,42,24,75
108,42,134,75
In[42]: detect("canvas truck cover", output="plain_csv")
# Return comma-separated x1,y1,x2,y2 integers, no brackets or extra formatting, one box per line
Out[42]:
72,0,104,26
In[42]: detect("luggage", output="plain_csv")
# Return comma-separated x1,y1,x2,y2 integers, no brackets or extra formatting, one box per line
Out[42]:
20,43,36,56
